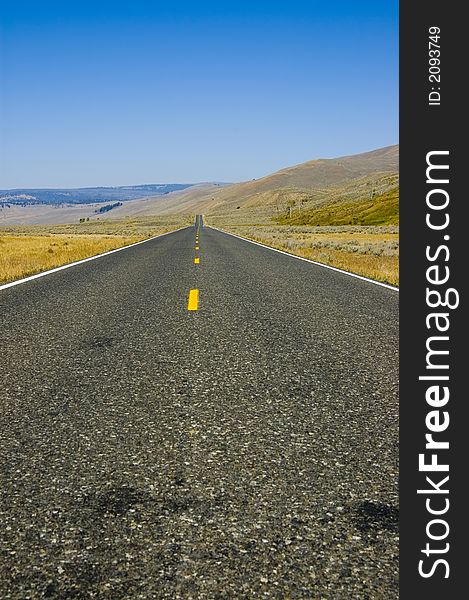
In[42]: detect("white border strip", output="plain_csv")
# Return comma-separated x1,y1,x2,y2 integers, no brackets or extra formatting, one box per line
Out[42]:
209,226,399,292
0,226,189,292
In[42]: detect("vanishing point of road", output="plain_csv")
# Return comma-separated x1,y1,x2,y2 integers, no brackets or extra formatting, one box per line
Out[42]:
0,217,399,599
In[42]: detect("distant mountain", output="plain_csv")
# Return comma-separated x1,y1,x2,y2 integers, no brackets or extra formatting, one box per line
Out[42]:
0,184,195,206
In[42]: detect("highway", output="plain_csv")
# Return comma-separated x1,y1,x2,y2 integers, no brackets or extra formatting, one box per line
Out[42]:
0,217,399,599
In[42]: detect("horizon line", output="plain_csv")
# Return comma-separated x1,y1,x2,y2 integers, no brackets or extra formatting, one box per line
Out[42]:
0,142,399,191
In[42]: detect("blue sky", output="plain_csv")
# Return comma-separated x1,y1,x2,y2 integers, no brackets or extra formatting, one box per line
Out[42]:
0,1,398,188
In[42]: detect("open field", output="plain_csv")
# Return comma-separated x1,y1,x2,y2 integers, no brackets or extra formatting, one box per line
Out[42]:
0,217,189,284
212,224,399,286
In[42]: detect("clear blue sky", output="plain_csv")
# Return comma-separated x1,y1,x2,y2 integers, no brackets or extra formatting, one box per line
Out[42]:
0,1,398,188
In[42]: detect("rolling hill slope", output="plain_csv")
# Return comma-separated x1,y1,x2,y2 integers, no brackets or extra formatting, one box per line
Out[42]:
132,145,399,223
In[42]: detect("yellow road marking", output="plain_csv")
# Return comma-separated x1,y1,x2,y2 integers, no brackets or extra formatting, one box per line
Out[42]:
194,257,200,264
195,246,199,250
187,289,199,311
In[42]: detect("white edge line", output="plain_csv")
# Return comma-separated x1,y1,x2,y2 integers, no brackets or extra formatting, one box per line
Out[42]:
0,226,190,292
209,226,399,292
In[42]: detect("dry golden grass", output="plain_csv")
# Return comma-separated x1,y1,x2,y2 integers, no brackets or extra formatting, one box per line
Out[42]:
0,217,186,284
0,215,190,238
0,235,140,284
217,225,399,286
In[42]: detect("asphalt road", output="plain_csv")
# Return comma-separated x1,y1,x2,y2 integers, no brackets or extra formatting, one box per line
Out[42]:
0,219,399,599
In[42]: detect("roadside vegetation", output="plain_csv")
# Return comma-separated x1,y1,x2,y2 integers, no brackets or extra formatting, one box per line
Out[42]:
0,217,188,284
214,224,399,286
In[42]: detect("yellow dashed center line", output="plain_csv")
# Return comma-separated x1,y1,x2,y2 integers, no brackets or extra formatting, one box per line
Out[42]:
190,222,201,307
187,289,199,311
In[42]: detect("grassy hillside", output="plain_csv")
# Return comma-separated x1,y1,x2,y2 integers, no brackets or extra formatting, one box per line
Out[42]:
75,145,397,222
204,145,398,218
278,186,399,226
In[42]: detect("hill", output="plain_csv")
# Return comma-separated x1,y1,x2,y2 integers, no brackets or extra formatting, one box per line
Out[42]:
132,145,399,224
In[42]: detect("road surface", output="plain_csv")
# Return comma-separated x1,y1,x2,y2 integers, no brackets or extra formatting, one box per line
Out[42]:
0,218,399,599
